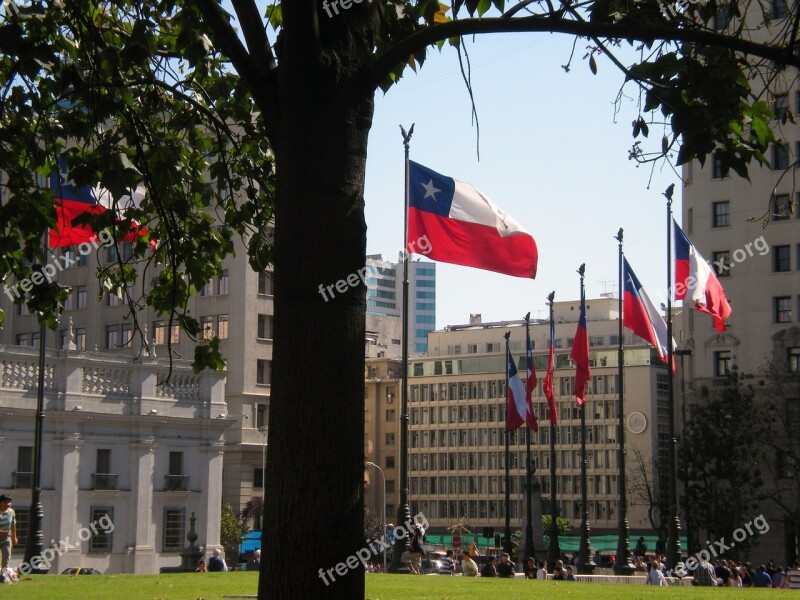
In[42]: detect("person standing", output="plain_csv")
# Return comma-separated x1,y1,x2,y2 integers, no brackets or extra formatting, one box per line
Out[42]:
207,548,228,572
246,549,261,571
0,495,17,570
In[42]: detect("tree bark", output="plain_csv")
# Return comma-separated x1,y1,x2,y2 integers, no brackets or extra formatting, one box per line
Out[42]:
260,77,374,598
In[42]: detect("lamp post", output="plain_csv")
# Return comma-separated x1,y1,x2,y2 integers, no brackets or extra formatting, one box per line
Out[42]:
366,462,387,573
675,349,692,554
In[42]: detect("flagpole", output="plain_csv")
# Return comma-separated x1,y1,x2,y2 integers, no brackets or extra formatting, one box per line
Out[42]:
523,313,535,563
664,187,682,570
614,228,634,575
576,264,596,575
388,123,414,573
546,291,559,570
503,331,513,555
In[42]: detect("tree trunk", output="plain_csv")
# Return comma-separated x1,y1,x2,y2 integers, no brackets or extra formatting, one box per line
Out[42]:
260,82,374,598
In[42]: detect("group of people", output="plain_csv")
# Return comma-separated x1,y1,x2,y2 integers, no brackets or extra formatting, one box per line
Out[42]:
452,551,576,579
196,548,261,573
689,558,800,588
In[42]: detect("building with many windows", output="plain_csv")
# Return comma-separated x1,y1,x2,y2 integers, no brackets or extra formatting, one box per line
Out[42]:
365,254,436,354
399,297,672,544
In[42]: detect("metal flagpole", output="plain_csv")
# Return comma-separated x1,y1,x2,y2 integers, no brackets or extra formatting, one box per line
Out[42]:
546,292,559,570
503,331,513,555
576,264,596,575
613,228,634,575
388,124,414,573
665,186,682,570
523,313,535,562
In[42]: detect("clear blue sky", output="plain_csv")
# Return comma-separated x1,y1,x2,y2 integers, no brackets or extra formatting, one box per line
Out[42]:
364,33,680,329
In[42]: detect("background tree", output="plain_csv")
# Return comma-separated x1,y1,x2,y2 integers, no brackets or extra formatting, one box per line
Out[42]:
220,502,244,565
3,1,800,598
629,447,668,546
239,497,265,532
678,370,774,558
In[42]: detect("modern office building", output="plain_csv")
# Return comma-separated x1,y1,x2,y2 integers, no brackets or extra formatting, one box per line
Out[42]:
365,254,436,354
0,344,228,573
402,297,673,545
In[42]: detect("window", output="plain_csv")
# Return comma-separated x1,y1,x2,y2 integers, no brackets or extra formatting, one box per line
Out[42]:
714,351,732,376
385,409,396,421
169,451,183,476
96,449,111,474
121,242,133,261
775,245,791,272
712,201,730,228
15,446,32,488
773,0,789,19
121,323,132,347
107,245,118,263
257,359,271,385
773,194,792,220
589,336,604,347
217,270,229,295
105,325,117,349
217,315,228,340
711,152,729,179
773,93,790,119
386,456,395,469
772,144,790,170
386,480,396,493
162,508,185,553
256,403,267,429
170,325,180,344
88,507,113,553
77,285,87,309
385,433,396,445
75,328,86,351
712,251,731,277
15,333,28,346
14,508,29,549
201,316,214,339
258,272,273,295
257,314,273,340
31,332,40,347
253,468,264,489
788,347,800,372
775,296,792,323
714,3,731,29
153,321,166,345
63,291,73,310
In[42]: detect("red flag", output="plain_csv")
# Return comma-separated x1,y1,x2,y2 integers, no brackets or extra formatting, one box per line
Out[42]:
543,318,557,426
525,335,539,431
570,290,590,405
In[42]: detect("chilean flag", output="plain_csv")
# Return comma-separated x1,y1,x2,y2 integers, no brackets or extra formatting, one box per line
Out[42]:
48,168,106,248
570,290,590,405
506,348,527,431
623,258,673,365
407,162,538,278
525,336,539,431
543,318,557,426
673,220,731,332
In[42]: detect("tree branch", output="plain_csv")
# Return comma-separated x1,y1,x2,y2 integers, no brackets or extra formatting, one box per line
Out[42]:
366,15,800,91
232,0,276,70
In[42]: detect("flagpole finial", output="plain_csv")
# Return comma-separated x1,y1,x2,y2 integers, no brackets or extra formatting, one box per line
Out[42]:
547,291,555,304
577,263,585,277
400,123,415,150
663,183,675,201
504,330,510,341
524,311,530,323
615,228,623,243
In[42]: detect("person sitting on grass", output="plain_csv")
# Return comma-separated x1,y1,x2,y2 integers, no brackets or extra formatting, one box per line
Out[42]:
481,556,498,578
460,550,478,577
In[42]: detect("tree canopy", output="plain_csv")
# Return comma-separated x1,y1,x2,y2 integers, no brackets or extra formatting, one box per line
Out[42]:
3,0,800,597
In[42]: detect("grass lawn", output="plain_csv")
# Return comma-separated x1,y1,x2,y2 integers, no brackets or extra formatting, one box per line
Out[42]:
0,572,784,599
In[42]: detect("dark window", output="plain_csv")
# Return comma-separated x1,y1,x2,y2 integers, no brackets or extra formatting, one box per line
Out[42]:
773,94,790,119
256,359,271,385
775,296,793,323
712,202,730,228
256,404,267,429
712,251,731,277
257,314,273,339
775,246,791,272
162,508,185,553
258,272,273,295
168,451,183,476
773,0,789,19
386,456,396,469
96,449,111,474
88,507,113,553
787,347,800,372
253,468,264,489
712,153,729,179
773,144,790,170
713,351,732,376
773,194,792,220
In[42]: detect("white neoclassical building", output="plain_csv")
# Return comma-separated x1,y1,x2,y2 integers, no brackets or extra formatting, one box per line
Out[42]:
0,344,229,574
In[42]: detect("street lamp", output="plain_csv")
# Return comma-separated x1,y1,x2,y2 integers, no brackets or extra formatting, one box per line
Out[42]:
366,461,387,573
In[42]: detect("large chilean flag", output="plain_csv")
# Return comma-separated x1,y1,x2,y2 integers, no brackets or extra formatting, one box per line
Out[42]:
48,167,106,248
623,257,673,366
407,162,538,278
673,219,731,332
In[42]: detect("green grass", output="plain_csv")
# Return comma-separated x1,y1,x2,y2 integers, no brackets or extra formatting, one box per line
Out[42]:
0,572,783,599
